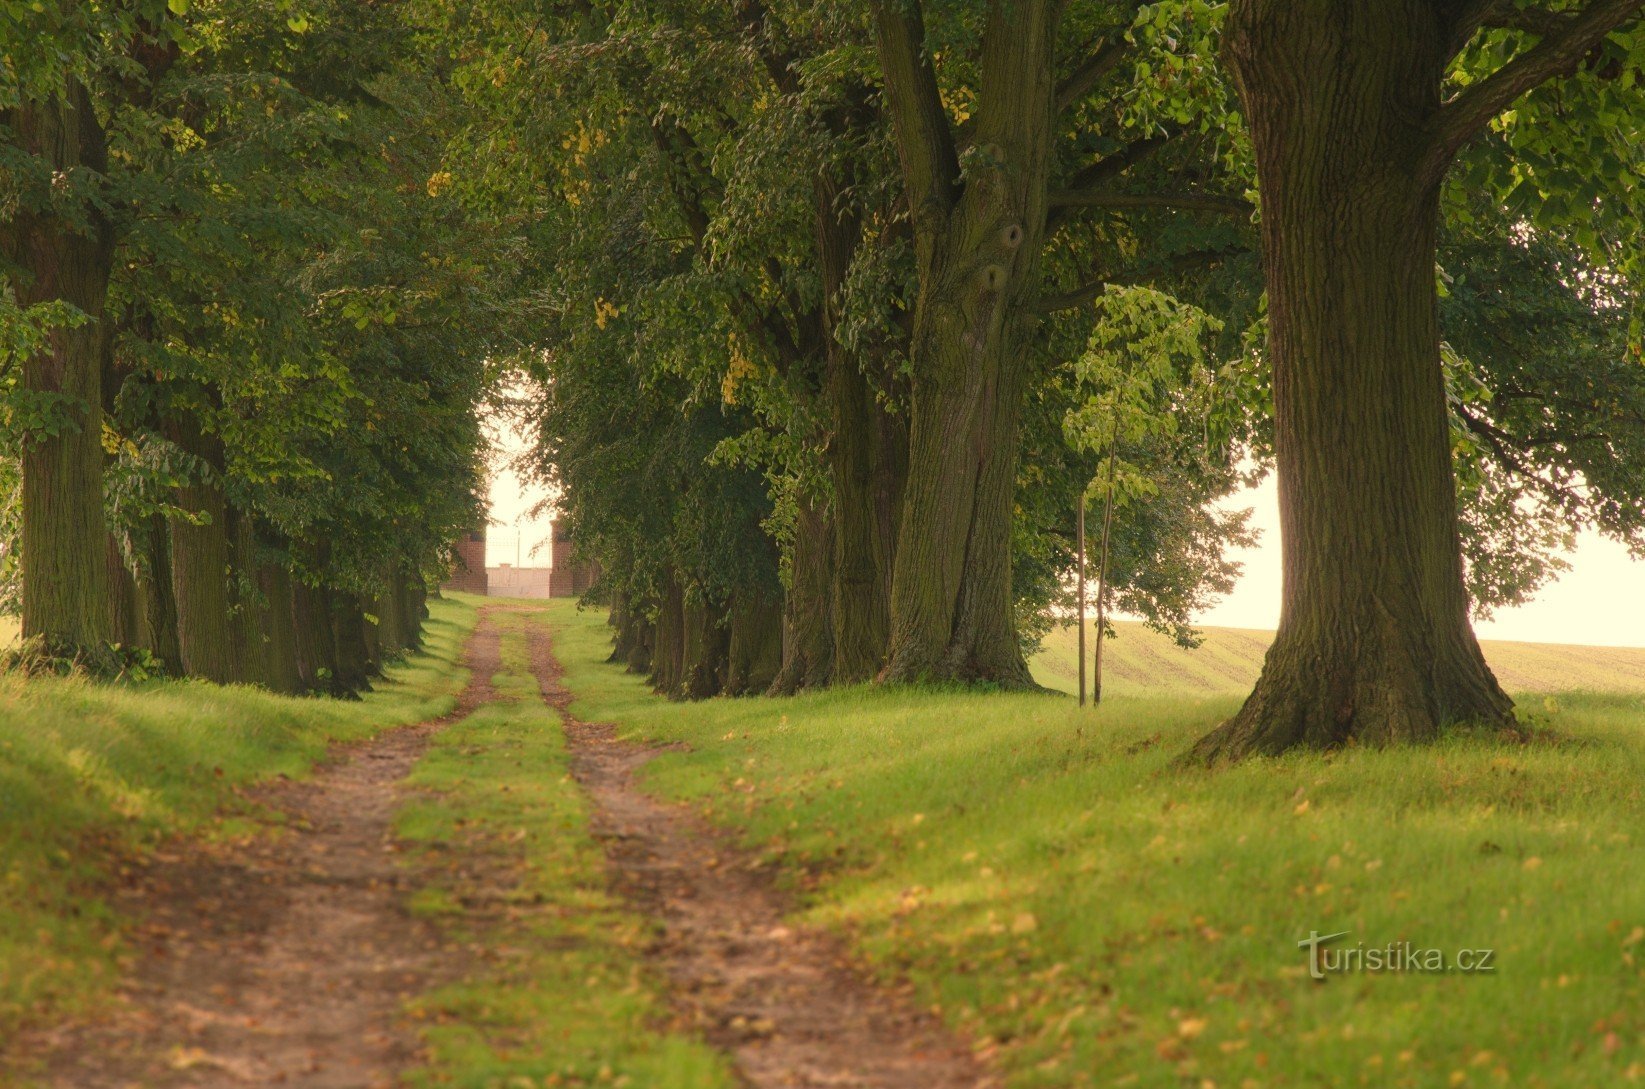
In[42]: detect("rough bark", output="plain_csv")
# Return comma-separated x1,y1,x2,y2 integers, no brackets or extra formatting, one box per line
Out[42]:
168,423,239,683
292,580,339,694
227,507,266,686
725,586,784,696
105,535,140,648
134,513,183,673
650,573,687,696
681,597,730,701
818,184,907,684
769,501,835,694
332,594,373,693
873,1,1060,686
376,563,407,660
258,562,305,695
2,84,115,651
1194,2,1520,758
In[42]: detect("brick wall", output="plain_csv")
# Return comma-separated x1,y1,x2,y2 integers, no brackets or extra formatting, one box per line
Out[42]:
442,526,489,594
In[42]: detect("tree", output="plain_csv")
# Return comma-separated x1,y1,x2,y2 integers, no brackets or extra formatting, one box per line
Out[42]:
1194,1,1645,758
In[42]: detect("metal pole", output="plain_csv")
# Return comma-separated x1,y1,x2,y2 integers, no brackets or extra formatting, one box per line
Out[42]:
1094,417,1119,706
1077,489,1087,707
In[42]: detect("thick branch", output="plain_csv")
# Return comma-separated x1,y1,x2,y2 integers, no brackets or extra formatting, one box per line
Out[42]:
1036,245,1245,312
869,0,960,216
1048,189,1254,216
1428,0,1645,175
1055,38,1130,113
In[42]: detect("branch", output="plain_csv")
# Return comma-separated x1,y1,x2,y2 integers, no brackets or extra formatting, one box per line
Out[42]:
1428,0,1645,175
1055,38,1130,113
1048,189,1255,216
1035,245,1246,312
869,0,960,217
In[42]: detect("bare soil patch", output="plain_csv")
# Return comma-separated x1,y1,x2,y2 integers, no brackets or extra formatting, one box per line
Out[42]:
529,623,994,1089
3,613,504,1089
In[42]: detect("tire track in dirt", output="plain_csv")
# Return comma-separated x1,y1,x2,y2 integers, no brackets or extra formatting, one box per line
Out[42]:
528,620,995,1089
4,609,505,1089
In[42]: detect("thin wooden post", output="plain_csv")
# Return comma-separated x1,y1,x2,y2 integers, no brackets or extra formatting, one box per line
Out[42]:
1094,418,1119,706
1076,488,1086,707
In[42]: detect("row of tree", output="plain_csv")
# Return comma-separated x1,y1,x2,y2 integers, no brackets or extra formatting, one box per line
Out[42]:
458,0,1645,758
2,2,513,691
9,1,1645,755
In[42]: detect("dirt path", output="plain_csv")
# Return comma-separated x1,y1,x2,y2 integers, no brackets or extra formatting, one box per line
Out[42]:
4,613,504,1089
528,624,993,1089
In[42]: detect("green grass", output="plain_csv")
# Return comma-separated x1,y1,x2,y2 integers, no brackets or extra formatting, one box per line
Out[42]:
397,607,734,1089
0,593,480,1037
1030,618,1645,697
546,599,1645,1089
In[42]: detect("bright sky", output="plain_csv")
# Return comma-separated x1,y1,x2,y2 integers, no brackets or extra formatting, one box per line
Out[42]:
1197,475,1645,647
483,410,558,569
485,409,1645,646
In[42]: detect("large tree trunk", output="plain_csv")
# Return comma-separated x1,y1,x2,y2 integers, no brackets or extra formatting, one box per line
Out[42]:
258,561,305,695
227,507,267,686
134,513,183,673
332,593,373,693
2,86,115,652
769,501,834,694
725,586,783,696
1194,3,1513,759
376,562,407,660
650,572,686,696
874,3,1058,686
168,422,239,683
105,535,140,648
292,579,339,694
818,185,908,684
681,597,730,700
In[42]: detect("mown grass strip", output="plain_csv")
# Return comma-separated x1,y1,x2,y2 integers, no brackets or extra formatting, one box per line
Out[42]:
398,607,733,1089
0,593,479,1037
545,599,1645,1089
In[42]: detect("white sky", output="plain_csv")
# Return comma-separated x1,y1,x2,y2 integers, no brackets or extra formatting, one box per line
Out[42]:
484,410,1645,646
1197,475,1645,647
483,409,558,569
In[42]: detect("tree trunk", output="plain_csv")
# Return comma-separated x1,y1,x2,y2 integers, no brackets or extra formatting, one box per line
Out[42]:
1194,3,1513,759
168,428,239,684
874,4,1059,686
258,561,305,694
650,572,686,696
818,184,908,683
406,580,428,649
332,593,373,693
616,589,655,674
2,86,115,652
227,507,266,686
292,580,338,694
377,563,407,660
769,501,834,694
725,586,783,696
134,513,183,673
681,597,730,700
106,535,140,648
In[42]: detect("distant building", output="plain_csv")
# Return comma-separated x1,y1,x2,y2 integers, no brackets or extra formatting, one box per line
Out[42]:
488,563,555,598
548,520,599,598
442,524,489,594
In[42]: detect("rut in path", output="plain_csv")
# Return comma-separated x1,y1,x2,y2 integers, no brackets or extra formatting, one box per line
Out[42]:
528,622,994,1089
4,611,506,1089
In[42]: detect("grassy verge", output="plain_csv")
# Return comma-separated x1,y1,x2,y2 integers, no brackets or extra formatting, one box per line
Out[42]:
397,606,733,1089
544,599,1645,1089
0,593,479,1036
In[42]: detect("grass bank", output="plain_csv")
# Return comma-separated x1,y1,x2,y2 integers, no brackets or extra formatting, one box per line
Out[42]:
1029,617,1645,698
546,599,1645,1088
397,606,733,1088
0,593,478,1037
